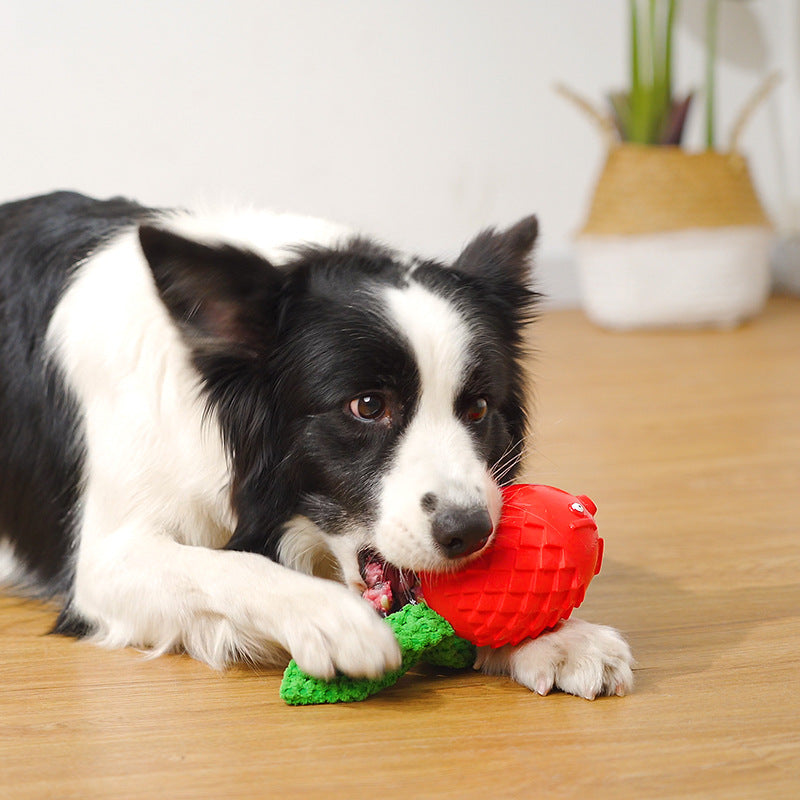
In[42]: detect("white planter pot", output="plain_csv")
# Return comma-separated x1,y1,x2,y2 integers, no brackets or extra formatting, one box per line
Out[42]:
576,226,773,329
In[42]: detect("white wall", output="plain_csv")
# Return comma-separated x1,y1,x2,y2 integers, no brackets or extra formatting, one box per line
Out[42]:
2,1,796,306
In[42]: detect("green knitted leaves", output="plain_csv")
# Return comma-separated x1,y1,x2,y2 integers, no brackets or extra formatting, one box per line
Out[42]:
280,602,476,705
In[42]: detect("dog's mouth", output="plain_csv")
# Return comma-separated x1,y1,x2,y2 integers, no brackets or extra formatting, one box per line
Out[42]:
358,548,421,616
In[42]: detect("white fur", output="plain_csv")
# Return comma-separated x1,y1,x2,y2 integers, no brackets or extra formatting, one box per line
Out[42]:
39,208,633,697
373,282,503,573
475,618,635,699
45,211,399,678
277,515,341,582
158,207,351,266
0,538,28,589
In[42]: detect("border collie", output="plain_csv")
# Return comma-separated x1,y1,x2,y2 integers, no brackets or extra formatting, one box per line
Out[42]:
0,191,633,699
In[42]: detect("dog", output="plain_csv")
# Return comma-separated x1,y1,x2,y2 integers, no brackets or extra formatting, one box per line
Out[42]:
0,191,633,699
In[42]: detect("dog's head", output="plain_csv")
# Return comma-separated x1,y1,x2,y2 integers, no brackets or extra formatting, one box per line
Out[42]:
138,215,538,588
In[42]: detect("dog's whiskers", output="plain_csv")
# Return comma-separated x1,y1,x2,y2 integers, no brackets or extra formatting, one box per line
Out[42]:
491,438,527,486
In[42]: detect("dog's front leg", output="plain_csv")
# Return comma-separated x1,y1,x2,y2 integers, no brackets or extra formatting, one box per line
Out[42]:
70,523,401,679
474,618,634,699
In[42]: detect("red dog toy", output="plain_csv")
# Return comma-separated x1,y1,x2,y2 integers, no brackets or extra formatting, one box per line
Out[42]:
280,484,606,704
419,484,604,648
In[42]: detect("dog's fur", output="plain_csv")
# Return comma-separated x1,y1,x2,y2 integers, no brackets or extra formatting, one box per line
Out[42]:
0,191,633,698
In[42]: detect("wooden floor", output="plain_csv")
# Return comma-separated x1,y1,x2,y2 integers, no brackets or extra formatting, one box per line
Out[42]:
2,297,799,799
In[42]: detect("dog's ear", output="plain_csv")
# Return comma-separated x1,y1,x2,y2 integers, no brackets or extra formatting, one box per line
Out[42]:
453,215,539,287
138,225,283,355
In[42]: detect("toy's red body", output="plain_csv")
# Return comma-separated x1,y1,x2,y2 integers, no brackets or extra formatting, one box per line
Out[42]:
419,484,604,648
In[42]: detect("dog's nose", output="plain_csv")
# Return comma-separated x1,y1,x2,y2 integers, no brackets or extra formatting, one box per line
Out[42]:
432,506,493,559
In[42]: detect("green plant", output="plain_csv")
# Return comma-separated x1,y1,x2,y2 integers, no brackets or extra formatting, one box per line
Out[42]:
609,0,692,145
704,0,720,149
611,1,756,149
559,0,775,152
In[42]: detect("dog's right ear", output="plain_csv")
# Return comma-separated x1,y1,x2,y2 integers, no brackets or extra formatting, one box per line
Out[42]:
138,225,284,356
453,215,539,289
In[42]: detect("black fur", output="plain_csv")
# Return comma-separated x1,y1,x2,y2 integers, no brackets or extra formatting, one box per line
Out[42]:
1,192,537,627
0,192,151,593
139,231,425,558
140,223,538,562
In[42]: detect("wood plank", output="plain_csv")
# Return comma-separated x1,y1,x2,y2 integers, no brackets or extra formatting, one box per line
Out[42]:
2,297,799,799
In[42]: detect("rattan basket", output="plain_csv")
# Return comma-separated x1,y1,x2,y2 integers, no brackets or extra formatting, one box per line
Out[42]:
580,145,769,237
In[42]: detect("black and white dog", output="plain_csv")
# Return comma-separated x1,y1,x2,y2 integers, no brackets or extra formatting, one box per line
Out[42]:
0,191,632,699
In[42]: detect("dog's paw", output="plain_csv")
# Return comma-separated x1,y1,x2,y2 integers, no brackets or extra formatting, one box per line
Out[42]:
477,618,634,699
280,582,402,681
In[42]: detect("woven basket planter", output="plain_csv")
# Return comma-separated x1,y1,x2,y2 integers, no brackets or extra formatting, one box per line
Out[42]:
559,79,777,329
576,145,771,329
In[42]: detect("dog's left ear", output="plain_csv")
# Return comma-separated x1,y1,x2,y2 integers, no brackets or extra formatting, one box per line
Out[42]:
453,215,539,288
139,225,284,356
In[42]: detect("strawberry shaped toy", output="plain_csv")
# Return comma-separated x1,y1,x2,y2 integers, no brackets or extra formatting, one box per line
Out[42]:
420,483,603,647
281,484,604,705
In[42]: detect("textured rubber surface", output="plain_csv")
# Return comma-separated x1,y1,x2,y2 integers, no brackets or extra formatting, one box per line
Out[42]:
420,484,603,648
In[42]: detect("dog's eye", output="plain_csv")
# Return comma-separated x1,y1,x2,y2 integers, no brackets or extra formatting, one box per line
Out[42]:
465,397,488,423
349,393,389,422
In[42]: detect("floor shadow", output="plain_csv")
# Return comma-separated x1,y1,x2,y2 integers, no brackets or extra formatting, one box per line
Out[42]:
589,558,800,693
